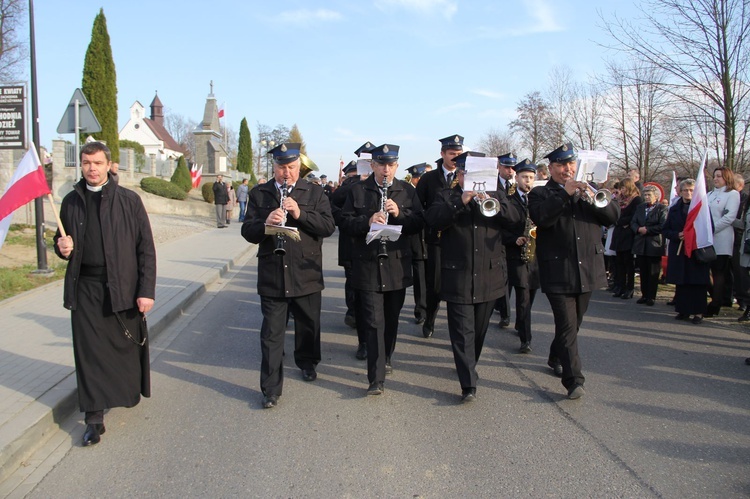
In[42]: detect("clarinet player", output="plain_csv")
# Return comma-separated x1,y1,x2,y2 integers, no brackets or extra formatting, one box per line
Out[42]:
339,144,425,396
242,143,335,409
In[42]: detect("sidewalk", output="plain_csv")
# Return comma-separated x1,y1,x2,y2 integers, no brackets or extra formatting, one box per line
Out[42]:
0,225,255,484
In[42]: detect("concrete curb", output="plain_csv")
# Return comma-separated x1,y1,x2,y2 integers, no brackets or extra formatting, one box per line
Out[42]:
0,243,256,485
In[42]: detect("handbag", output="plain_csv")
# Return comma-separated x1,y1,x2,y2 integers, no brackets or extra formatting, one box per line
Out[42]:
693,246,717,264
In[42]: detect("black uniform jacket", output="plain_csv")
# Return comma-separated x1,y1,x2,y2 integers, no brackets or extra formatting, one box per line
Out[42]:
415,159,454,245
500,190,540,289
630,201,667,257
54,176,157,312
425,185,519,304
338,176,425,292
331,175,360,266
528,179,620,294
242,180,335,298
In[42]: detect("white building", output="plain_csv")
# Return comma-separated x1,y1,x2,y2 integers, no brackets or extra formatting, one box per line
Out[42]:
119,93,184,161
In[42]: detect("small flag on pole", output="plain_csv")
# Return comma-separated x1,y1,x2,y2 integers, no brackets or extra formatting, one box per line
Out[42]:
682,152,713,257
0,144,51,250
218,103,225,119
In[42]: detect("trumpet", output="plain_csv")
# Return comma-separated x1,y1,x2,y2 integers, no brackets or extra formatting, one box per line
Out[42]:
377,178,391,259
578,182,612,208
470,181,500,217
274,181,289,256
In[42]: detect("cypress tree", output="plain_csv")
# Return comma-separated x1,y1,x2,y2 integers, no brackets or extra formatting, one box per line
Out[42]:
237,117,254,175
171,155,192,192
81,8,119,162
289,124,306,155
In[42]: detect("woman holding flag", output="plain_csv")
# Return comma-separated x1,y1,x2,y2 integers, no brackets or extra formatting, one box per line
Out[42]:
663,178,710,324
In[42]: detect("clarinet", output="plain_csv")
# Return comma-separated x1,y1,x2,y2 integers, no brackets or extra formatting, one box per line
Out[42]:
274,181,288,256
377,177,391,259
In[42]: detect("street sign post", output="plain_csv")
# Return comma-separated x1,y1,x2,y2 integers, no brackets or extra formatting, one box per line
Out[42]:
57,88,101,181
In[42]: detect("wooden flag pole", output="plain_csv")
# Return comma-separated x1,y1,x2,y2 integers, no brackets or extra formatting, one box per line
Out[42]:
46,193,66,237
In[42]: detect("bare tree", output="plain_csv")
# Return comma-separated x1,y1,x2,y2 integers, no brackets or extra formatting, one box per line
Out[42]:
569,80,607,152
474,127,517,157
163,108,197,161
602,0,750,171
0,0,27,82
545,65,574,147
509,91,553,162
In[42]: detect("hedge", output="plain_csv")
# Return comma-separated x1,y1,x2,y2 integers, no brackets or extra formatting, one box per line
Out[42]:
141,177,187,200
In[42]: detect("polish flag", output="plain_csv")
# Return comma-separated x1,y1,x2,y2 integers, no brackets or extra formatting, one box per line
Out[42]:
191,165,203,188
682,152,713,257
218,103,225,119
0,145,50,249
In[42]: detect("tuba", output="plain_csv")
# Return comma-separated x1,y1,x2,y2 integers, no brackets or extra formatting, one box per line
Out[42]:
274,181,289,256
377,177,391,259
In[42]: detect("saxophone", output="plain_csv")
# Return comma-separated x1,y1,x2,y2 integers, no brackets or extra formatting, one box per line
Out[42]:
521,215,537,262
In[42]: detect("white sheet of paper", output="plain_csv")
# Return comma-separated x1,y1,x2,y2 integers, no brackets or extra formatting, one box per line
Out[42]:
356,152,372,175
366,223,402,245
264,224,301,242
575,150,610,183
463,156,499,192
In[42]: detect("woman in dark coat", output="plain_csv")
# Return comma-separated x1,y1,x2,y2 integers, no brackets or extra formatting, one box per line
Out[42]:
663,179,710,324
631,185,668,305
611,178,642,299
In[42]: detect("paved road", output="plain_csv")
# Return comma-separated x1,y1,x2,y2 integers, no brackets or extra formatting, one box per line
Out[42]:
19,235,750,498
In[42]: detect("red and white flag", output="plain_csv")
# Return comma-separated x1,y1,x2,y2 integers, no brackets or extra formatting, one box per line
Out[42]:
0,145,50,250
682,152,713,257
191,165,203,188
669,170,680,206
218,103,225,119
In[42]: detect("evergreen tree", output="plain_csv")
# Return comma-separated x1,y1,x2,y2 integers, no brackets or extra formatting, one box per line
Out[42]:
171,155,192,192
289,124,307,155
81,8,119,162
237,117,254,175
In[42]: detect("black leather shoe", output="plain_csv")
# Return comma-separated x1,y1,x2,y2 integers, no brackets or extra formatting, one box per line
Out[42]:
675,313,689,320
461,388,476,403
344,315,357,329
645,299,655,306
519,341,532,354
612,290,623,298
499,317,510,328
620,290,634,299
82,423,105,446
636,297,648,304
567,384,585,400
262,394,279,408
367,382,384,395
548,360,563,377
422,325,433,338
738,311,750,322
415,316,425,325
691,315,704,324
302,368,317,382
666,299,675,306
385,357,393,375
355,343,367,360
745,357,750,365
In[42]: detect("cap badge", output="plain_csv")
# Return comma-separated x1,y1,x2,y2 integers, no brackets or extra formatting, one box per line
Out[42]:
454,135,460,143
561,144,568,151
280,144,287,152
383,145,389,153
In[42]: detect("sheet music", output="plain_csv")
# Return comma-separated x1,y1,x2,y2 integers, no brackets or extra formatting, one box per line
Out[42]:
366,223,402,245
264,224,301,241
575,150,610,184
356,152,372,175
463,156,499,191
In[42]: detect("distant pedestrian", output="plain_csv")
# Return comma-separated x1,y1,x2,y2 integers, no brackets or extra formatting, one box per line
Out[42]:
54,141,156,447
226,183,236,225
237,179,249,222
213,175,229,228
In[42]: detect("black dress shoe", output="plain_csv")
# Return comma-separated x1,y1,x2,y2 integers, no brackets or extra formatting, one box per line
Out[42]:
82,423,105,446
745,357,750,365
567,384,585,400
666,299,675,306
738,311,750,322
355,343,367,360
620,290,634,299
499,317,511,328
367,382,384,395
422,325,433,338
262,394,279,408
645,299,655,306
547,360,563,377
675,313,689,320
636,297,648,304
519,341,532,354
415,316,425,325
460,388,477,403
302,368,317,382
691,315,704,324
612,290,623,298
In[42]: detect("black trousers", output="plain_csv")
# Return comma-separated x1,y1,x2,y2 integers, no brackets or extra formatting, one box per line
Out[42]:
343,262,367,344
614,251,635,291
513,286,537,343
708,255,731,314
636,255,662,300
446,301,495,390
259,293,321,397
359,288,406,384
494,289,511,318
545,292,591,390
424,244,442,330
412,258,427,321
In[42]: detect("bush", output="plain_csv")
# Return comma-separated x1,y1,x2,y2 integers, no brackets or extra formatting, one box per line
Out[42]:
202,182,214,203
141,177,187,200
171,156,192,192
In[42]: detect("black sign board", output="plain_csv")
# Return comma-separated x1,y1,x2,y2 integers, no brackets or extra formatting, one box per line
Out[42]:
0,85,25,149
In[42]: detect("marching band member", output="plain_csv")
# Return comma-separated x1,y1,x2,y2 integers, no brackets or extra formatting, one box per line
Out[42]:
241,143,335,409
501,159,541,354
339,144,425,396
425,151,519,403
528,143,619,400
406,163,429,325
